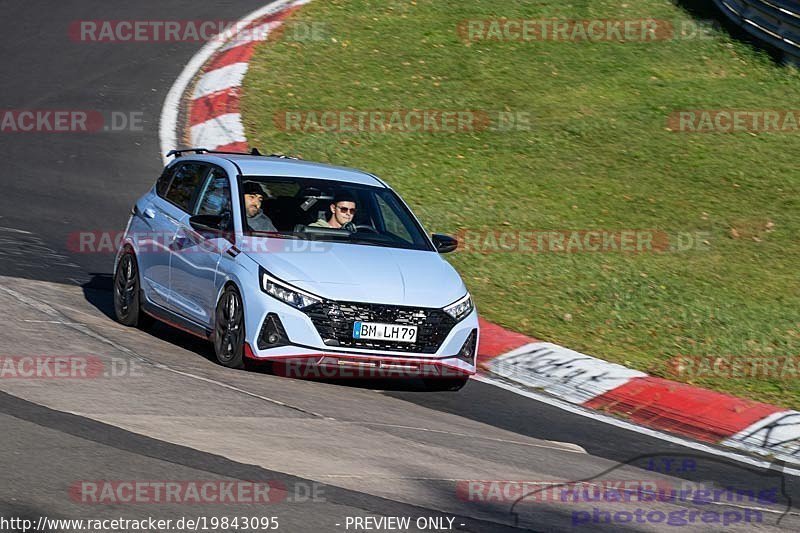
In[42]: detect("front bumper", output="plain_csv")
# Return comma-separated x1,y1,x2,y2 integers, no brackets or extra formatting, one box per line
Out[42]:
241,292,479,376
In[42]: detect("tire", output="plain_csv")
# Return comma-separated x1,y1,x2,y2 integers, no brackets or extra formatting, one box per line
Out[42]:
113,250,153,328
422,377,469,392
213,285,246,369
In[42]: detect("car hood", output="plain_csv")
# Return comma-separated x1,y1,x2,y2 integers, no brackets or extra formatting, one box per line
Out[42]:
242,238,467,307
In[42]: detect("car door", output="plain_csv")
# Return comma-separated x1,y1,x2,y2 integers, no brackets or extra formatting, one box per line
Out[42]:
168,165,233,328
144,160,210,313
136,163,185,308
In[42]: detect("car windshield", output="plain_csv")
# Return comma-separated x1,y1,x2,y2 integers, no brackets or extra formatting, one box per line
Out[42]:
239,176,434,252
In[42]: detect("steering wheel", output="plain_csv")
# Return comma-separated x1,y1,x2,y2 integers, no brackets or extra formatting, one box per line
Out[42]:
353,224,378,233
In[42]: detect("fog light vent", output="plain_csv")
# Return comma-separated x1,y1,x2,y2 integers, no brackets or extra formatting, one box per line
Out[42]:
456,329,478,364
258,313,290,350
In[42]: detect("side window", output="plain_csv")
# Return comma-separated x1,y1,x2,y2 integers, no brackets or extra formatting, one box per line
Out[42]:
195,167,232,218
376,194,413,244
155,166,174,197
164,162,209,212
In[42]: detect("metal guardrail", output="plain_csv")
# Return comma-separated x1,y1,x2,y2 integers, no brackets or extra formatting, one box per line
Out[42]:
712,0,800,65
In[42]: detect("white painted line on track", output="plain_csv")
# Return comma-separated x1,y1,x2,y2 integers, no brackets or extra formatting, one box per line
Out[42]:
356,421,586,454
0,283,332,420
473,374,800,478
0,226,33,234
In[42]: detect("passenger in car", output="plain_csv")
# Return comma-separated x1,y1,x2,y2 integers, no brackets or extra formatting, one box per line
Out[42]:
243,182,277,232
309,193,357,231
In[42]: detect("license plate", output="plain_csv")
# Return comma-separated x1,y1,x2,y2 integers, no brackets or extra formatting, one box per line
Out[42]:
352,321,418,343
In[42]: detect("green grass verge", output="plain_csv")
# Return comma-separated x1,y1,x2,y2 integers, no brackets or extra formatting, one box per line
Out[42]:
242,0,800,407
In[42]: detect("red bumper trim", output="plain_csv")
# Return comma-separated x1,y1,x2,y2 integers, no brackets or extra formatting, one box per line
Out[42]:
246,348,474,377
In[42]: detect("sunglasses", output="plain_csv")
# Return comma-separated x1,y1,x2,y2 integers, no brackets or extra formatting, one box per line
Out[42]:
336,206,356,214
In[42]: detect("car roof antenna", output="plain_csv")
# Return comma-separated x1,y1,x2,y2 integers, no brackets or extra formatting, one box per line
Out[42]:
250,147,262,156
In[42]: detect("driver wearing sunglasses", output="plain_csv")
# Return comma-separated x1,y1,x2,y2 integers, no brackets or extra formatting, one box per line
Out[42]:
309,193,357,231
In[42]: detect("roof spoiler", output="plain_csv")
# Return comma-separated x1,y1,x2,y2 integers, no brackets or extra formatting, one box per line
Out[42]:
166,147,299,159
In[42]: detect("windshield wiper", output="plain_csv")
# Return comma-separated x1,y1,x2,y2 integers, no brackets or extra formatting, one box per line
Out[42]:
249,231,300,240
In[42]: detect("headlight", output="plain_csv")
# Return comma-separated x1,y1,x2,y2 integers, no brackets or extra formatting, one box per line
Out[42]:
259,267,322,309
444,293,473,321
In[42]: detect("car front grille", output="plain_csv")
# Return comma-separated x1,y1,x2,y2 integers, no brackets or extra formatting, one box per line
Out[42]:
303,300,456,354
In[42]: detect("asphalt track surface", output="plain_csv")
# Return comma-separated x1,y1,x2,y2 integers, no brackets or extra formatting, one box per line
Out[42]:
0,1,799,532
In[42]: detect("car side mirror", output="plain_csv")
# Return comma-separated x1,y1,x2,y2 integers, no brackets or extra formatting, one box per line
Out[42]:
189,214,223,232
432,233,458,253
189,214,233,242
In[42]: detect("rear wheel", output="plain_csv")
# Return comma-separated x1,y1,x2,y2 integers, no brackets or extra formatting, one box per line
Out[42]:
113,250,152,328
214,285,245,369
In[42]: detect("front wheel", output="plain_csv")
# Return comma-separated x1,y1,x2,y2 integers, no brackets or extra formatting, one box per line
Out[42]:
213,285,246,369
113,250,152,328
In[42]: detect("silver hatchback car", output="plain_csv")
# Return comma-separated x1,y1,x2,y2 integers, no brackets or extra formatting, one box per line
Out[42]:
114,149,478,389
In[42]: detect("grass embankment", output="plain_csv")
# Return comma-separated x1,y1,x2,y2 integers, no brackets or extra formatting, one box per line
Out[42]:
242,0,800,407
